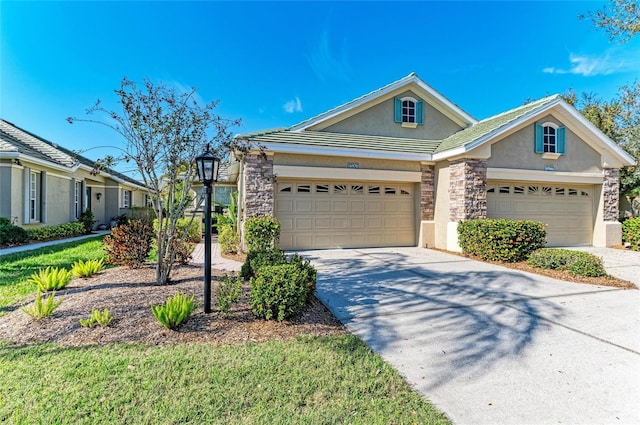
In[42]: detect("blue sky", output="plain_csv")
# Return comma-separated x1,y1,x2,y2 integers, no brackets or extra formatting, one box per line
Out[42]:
2,1,639,175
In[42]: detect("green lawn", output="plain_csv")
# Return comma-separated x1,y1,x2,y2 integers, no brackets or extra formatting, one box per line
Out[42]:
0,236,107,315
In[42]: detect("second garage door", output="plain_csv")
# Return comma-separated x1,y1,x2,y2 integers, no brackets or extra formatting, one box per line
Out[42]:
487,182,594,246
275,180,415,250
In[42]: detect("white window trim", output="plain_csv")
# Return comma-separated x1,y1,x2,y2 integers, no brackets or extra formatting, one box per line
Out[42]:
121,189,131,208
30,171,38,221
542,122,558,154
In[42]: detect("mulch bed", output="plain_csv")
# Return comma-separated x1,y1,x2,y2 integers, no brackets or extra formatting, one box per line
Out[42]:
0,265,347,347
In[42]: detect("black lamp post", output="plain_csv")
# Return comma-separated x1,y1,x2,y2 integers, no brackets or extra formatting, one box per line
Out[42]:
195,145,220,314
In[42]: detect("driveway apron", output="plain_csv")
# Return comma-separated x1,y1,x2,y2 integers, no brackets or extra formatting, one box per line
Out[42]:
304,247,640,425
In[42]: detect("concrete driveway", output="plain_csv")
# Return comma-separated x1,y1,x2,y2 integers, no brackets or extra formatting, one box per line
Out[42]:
303,247,640,425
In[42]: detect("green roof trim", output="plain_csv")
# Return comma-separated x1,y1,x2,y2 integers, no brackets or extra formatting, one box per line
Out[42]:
434,95,560,153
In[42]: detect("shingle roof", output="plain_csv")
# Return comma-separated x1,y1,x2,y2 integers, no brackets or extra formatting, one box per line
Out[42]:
435,95,560,153
240,130,441,154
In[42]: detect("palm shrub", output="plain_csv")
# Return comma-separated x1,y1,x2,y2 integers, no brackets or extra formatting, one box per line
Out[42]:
622,217,640,251
71,259,105,278
103,219,154,268
28,266,73,292
527,249,607,277
217,274,243,315
80,308,113,327
151,292,199,329
250,263,314,321
457,219,547,262
21,291,62,319
244,216,281,251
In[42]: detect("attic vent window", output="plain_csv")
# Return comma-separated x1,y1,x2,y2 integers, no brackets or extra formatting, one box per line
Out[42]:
394,97,424,127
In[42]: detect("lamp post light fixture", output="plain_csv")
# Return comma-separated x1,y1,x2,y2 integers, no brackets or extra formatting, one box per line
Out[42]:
195,145,220,314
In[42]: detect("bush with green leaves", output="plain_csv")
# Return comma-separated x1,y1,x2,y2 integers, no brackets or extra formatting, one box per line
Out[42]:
71,259,105,278
622,217,640,251
527,248,607,277
457,219,547,262
218,224,240,254
27,266,73,292
250,264,314,322
288,253,318,295
154,217,201,243
0,217,11,225
217,274,243,315
21,291,62,319
103,219,154,268
79,308,113,327
240,249,287,280
244,216,281,251
0,224,29,246
151,292,199,329
77,210,96,234
26,222,86,241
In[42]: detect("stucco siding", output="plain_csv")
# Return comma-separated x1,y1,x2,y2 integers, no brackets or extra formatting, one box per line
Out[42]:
323,91,463,140
487,115,601,173
433,161,450,249
0,166,12,220
46,174,72,225
273,152,420,172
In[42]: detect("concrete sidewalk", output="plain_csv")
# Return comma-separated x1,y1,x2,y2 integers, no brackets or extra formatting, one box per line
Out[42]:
307,247,640,425
190,241,242,272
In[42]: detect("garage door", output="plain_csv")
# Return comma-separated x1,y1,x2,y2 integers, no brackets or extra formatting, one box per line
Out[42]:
487,182,593,246
275,180,415,250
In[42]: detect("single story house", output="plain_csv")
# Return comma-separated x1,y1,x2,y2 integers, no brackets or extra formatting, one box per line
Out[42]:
235,73,634,251
0,119,147,229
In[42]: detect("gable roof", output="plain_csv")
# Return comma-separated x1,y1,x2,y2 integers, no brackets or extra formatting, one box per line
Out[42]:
0,119,146,188
289,72,477,131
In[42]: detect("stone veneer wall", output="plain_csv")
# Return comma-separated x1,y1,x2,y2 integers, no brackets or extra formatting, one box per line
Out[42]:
603,168,620,221
243,153,274,219
449,159,487,222
420,163,435,220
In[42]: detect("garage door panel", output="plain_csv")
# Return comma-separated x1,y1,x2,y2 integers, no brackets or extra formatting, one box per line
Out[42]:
276,179,415,249
488,182,593,247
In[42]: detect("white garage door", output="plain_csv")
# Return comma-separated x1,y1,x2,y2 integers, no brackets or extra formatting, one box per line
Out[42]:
487,182,593,246
275,180,415,250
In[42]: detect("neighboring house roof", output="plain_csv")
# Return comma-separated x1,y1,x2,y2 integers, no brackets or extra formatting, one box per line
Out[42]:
0,118,147,188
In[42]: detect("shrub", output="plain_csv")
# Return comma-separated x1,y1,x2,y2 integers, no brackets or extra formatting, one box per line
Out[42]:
622,217,640,251
154,217,202,243
27,266,73,292
79,309,113,327
240,249,287,280
0,217,11,225
151,292,199,329
71,259,105,278
527,249,607,277
288,253,318,295
217,274,243,315
77,210,96,234
26,222,85,241
21,292,62,319
0,224,29,245
457,219,546,262
250,264,313,321
218,224,240,254
103,220,154,268
244,216,281,251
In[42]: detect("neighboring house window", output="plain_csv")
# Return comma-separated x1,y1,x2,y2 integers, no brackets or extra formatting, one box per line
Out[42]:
394,97,424,125
122,189,131,208
30,171,38,221
534,122,566,155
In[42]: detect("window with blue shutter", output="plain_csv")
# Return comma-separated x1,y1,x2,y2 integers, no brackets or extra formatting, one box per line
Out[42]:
556,126,566,154
395,97,423,125
535,122,566,155
416,100,424,124
394,98,402,123
534,123,544,153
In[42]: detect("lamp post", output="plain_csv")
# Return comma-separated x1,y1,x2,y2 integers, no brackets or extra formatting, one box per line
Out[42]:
195,145,220,314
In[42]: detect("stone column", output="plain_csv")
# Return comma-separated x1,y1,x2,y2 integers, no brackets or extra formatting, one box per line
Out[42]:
449,159,487,221
603,168,620,221
420,163,434,220
243,153,274,219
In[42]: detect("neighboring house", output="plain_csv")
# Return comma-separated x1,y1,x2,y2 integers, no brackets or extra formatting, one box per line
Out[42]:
0,119,147,229
235,73,634,251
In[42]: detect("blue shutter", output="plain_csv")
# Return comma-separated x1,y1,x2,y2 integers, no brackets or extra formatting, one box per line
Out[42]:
557,126,566,154
534,123,543,153
416,100,424,124
394,98,402,123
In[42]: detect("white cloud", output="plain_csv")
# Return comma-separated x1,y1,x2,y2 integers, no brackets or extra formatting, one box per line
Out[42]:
543,48,640,77
307,28,352,83
283,97,302,113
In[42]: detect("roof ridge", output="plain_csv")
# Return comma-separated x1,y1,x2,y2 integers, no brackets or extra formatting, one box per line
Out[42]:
474,94,560,125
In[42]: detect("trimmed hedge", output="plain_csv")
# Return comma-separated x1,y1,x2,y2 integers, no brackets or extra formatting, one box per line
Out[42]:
154,218,202,243
457,219,546,262
0,224,29,245
240,249,287,280
244,216,280,251
26,222,86,242
527,249,607,277
622,217,640,251
250,264,314,321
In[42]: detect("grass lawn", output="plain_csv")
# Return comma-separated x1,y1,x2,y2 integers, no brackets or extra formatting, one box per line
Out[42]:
0,336,449,424
0,236,107,315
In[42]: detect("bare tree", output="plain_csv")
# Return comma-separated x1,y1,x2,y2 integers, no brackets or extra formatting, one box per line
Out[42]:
69,77,240,285
580,0,640,42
